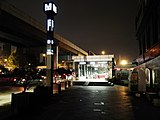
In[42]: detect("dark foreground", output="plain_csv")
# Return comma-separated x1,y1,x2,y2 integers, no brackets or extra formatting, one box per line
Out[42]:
3,85,160,120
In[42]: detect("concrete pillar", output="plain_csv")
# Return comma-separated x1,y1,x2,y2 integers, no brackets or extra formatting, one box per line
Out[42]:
149,68,153,89
73,61,75,71
78,64,80,79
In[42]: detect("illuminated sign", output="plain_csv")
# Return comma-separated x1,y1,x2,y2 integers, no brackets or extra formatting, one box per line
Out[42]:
44,2,57,14
47,39,54,44
47,19,54,31
79,62,86,65
47,49,53,55
72,55,114,62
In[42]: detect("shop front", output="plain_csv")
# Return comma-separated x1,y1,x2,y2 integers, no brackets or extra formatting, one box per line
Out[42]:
129,56,160,93
72,55,114,80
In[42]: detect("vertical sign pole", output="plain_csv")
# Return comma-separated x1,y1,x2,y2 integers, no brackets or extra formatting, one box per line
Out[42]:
44,2,57,94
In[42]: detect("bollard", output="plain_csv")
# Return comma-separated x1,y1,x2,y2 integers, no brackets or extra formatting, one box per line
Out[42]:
53,83,61,94
61,82,65,91
68,80,72,86
65,81,68,89
58,83,61,93
11,92,34,114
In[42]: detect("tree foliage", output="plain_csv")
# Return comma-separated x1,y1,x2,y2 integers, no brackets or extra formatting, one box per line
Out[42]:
7,49,19,69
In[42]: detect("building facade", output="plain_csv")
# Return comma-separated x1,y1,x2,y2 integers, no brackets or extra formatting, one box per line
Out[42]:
72,55,115,80
135,0,160,92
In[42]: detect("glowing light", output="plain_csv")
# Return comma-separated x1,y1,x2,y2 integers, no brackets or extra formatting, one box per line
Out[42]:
43,54,46,57
116,68,121,71
47,49,53,55
47,19,54,31
47,39,54,44
4,59,7,62
101,51,105,55
44,2,57,14
120,60,128,65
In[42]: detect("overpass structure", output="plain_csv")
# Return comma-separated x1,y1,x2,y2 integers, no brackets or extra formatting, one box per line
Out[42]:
0,1,88,69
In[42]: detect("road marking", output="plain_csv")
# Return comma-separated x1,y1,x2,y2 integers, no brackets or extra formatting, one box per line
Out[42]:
94,102,105,105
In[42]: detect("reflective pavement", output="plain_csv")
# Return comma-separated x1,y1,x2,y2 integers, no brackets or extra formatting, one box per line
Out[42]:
4,85,160,120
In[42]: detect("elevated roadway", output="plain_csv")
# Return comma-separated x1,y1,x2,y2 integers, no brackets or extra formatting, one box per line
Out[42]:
0,1,88,56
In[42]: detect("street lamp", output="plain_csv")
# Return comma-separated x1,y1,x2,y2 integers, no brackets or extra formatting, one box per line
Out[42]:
101,51,105,55
4,59,7,66
42,54,46,65
42,54,46,57
4,59,7,62
120,60,128,66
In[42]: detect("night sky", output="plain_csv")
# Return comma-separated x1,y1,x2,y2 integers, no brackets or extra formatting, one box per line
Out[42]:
6,0,139,62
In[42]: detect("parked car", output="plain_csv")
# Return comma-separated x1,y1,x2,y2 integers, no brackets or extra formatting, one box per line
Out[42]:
55,68,73,80
37,68,74,84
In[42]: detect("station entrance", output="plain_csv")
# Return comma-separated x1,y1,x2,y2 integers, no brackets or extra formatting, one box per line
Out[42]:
72,55,114,80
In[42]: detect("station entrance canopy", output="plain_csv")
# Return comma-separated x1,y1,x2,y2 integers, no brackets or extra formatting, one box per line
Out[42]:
72,55,114,62
72,55,114,80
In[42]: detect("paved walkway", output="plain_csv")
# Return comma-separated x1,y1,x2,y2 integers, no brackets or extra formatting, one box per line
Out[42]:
2,85,160,120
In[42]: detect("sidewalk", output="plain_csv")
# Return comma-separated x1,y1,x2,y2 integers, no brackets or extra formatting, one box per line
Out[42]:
2,85,160,120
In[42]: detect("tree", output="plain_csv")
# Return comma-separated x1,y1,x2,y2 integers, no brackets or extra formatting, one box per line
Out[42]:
7,50,19,69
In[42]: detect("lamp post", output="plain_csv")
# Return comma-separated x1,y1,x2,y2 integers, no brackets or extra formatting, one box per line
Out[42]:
43,1,57,94
42,54,46,65
4,59,7,67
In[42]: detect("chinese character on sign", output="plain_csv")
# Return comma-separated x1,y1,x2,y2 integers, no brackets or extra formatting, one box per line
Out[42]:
47,19,54,31
44,2,57,14
47,40,54,44
47,49,53,55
